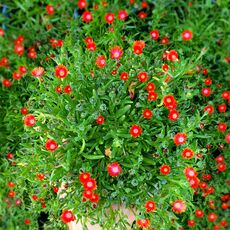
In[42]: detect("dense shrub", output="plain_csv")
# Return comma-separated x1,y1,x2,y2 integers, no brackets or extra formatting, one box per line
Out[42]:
0,1,229,229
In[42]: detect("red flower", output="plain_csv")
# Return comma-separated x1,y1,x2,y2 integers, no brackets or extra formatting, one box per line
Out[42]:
56,86,62,93
218,104,227,113
184,167,197,179
24,114,36,127
222,91,230,100
117,10,128,20
96,55,106,68
7,181,14,188
138,11,147,20
55,65,68,78
18,66,27,74
201,88,211,97
195,210,204,218
110,46,123,60
53,186,59,193
138,72,148,82
188,177,200,189
24,219,31,225
45,139,58,151
204,78,212,85
105,13,115,24
145,200,156,212
86,42,97,51
182,30,193,41
215,155,224,163
182,148,194,159
168,110,179,121
146,82,155,91
132,40,145,55
204,105,214,114
207,213,217,222
46,5,54,15
85,36,93,44
83,178,97,191
96,116,105,124
82,190,93,199
167,50,178,61
82,11,93,23
32,195,38,200
143,109,152,119
225,133,230,143
79,172,91,184
78,0,87,9
8,190,16,197
0,28,4,37
162,63,169,72
163,95,176,108
130,124,142,138
64,85,72,94
150,29,159,40
217,123,227,132
218,163,227,171
161,37,169,44
172,200,186,213
107,162,122,177
136,218,150,229
2,79,11,87
120,72,128,81
148,91,158,100
36,173,45,180
188,220,196,227
160,165,170,175
61,210,75,223
31,67,45,77
174,133,187,146
20,107,28,115
89,193,100,203
14,45,24,56
12,72,22,80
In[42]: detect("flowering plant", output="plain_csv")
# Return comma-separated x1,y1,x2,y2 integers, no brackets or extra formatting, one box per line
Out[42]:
0,1,229,229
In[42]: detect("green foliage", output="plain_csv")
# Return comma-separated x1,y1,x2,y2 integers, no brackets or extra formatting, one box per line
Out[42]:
0,0,229,229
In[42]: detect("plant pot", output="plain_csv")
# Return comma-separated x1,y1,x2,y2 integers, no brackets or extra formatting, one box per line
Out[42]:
67,204,137,230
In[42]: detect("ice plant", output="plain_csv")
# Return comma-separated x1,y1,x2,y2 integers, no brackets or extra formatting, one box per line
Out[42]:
160,165,171,175
167,50,178,61
61,210,75,223
24,114,36,127
120,72,128,81
79,172,91,184
96,55,106,68
45,139,58,151
137,72,148,82
182,30,193,41
136,218,150,229
184,167,197,179
110,46,123,60
132,40,145,55
96,116,105,124
143,109,153,119
82,11,93,23
172,200,186,213
31,67,45,77
130,124,142,138
83,178,97,191
182,148,194,159
55,65,68,78
150,29,159,40
145,200,156,212
174,133,187,146
105,13,115,24
107,162,122,177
